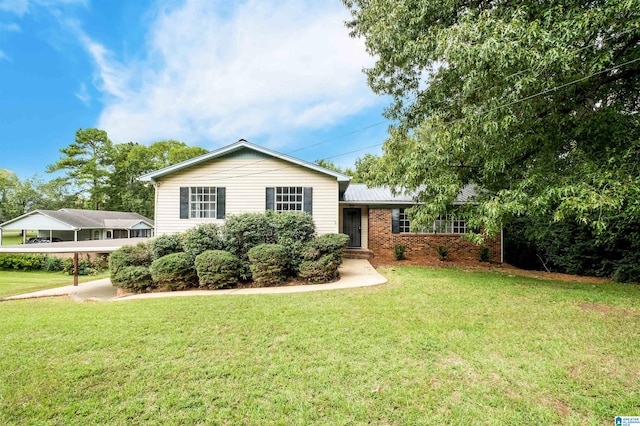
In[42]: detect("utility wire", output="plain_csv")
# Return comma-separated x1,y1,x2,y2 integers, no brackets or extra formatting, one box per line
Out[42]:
185,55,640,182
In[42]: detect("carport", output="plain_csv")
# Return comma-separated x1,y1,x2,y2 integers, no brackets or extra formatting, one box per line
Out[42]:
0,238,150,286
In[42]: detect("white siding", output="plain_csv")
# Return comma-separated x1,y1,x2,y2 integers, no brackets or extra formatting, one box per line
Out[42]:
155,156,340,235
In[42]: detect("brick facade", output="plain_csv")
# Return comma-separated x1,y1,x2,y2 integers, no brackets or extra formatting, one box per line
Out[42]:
368,208,502,262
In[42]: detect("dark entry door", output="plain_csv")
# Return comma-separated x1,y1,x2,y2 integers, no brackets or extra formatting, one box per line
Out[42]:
343,208,361,248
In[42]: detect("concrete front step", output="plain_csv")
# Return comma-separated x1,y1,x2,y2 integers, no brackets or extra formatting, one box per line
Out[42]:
345,249,374,259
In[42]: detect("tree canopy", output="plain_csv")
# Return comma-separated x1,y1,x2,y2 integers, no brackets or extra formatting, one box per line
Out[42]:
1,130,208,222
343,0,640,240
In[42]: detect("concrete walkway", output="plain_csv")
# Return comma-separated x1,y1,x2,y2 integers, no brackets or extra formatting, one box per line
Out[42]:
1,259,386,303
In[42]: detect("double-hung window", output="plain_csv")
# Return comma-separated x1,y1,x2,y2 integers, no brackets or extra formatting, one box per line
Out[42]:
190,186,217,218
266,186,313,214
179,186,226,219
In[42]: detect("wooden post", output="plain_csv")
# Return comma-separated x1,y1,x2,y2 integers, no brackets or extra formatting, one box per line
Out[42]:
73,252,79,286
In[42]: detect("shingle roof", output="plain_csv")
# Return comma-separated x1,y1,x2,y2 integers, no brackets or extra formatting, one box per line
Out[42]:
342,184,477,205
0,209,153,230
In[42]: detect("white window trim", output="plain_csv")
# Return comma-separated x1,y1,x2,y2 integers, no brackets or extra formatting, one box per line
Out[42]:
275,186,304,213
190,186,217,219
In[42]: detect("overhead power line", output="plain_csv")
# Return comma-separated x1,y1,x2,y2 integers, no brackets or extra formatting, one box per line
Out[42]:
186,55,640,182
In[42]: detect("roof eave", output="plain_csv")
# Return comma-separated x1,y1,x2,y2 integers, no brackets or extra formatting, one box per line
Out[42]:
138,140,352,182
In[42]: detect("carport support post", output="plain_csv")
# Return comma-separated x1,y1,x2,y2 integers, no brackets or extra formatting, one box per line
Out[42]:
73,252,79,286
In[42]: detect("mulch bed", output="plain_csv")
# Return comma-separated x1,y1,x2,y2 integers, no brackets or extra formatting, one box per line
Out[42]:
368,255,612,284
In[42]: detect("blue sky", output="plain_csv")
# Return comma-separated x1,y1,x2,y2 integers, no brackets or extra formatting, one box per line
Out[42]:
0,0,390,179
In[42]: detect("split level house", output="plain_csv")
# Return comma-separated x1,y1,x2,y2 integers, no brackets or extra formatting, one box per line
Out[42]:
139,139,502,262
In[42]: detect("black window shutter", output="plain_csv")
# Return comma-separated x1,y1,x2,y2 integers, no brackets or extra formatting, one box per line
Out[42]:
180,187,189,219
265,187,275,211
303,187,313,214
391,208,400,234
216,187,226,219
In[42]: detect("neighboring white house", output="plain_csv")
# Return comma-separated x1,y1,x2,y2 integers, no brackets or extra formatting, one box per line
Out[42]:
139,139,351,236
0,209,154,245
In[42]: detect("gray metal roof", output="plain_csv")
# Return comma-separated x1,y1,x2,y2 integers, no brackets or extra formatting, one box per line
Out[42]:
342,184,477,205
0,209,153,230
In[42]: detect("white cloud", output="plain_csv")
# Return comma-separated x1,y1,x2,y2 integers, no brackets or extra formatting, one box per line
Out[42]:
85,0,379,148
0,23,20,31
74,82,90,104
0,0,29,15
0,48,7,61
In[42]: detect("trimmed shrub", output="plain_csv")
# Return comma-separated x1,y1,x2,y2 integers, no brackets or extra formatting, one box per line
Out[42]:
109,242,153,274
112,266,155,292
298,254,342,283
478,245,491,262
299,233,349,283
437,246,449,261
302,233,349,261
183,224,225,259
247,244,288,287
273,212,316,275
221,213,277,258
195,250,241,289
150,252,198,291
109,242,153,290
62,258,99,276
149,233,184,260
394,244,407,260
0,253,47,271
42,256,64,272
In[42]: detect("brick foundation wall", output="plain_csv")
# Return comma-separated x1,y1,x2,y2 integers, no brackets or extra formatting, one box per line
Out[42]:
368,208,502,262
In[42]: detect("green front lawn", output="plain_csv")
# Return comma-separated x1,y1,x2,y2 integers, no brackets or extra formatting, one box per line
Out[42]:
1,232,36,246
1,266,639,424
0,270,110,298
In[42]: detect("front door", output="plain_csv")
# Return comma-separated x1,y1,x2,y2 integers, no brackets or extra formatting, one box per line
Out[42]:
343,208,361,248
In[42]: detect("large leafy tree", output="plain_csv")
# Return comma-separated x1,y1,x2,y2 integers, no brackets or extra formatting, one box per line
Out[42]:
47,128,114,210
343,0,640,240
106,140,207,218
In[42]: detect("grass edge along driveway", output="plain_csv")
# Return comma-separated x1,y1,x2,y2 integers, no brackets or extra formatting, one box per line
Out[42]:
1,266,638,424
0,270,110,298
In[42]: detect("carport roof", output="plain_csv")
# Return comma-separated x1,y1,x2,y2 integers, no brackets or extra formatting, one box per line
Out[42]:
0,237,152,254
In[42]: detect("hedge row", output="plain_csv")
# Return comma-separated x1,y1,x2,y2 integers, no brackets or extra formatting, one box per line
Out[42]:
0,253,103,275
110,212,349,292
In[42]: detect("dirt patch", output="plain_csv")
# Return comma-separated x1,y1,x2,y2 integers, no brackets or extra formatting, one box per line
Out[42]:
369,255,612,284
578,302,636,317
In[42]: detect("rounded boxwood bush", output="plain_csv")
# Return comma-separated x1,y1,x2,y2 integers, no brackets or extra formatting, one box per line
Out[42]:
183,224,225,258
221,213,277,259
109,242,153,274
301,233,349,261
150,252,198,291
112,266,155,293
298,254,343,283
247,244,288,287
195,250,242,289
149,233,184,260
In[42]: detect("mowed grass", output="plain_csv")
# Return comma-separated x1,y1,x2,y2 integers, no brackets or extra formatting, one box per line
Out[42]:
1,232,36,245
1,266,639,424
0,270,111,298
